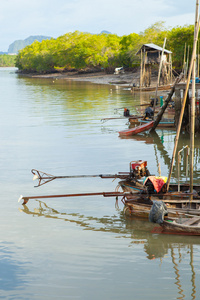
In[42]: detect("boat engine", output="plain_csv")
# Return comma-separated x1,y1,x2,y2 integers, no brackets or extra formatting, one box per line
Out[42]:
130,160,150,179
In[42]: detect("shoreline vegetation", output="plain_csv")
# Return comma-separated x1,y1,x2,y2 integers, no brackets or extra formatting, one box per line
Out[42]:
15,23,195,75
0,54,16,67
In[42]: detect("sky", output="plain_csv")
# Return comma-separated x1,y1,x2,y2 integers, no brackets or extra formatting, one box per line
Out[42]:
0,0,197,52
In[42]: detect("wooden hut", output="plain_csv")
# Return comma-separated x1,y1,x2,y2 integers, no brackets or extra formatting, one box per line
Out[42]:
136,43,172,87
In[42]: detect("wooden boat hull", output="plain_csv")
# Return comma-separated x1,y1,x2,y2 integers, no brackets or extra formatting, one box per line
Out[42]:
133,84,172,92
119,121,154,136
119,179,200,195
155,217,200,236
129,118,175,128
120,180,200,219
123,198,200,218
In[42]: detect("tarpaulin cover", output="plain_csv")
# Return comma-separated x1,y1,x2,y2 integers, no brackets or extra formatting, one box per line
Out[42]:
143,176,167,193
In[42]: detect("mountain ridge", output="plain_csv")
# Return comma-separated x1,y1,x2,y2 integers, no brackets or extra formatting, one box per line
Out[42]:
8,35,52,54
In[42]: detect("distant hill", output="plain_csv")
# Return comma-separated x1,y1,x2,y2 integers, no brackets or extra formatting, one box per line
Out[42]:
8,35,52,54
100,30,111,34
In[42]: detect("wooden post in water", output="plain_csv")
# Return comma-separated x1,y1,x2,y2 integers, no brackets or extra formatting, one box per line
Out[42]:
166,15,200,192
153,38,166,114
190,0,199,201
140,50,143,87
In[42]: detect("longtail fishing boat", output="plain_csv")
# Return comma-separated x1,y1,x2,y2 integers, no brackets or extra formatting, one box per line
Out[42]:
118,117,175,136
118,160,200,219
26,159,200,217
152,216,200,236
119,121,154,136
148,200,200,235
128,117,175,128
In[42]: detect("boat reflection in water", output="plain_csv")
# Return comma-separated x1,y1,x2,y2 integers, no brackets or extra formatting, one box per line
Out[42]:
125,216,198,300
20,200,198,299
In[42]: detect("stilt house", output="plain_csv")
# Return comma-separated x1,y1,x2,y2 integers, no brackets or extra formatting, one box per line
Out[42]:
136,43,172,87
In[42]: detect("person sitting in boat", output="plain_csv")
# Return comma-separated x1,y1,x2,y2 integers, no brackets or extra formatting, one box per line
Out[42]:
150,98,158,107
124,108,130,117
144,107,154,120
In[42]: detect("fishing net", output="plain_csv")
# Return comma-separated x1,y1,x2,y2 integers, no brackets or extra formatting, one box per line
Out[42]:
149,201,168,224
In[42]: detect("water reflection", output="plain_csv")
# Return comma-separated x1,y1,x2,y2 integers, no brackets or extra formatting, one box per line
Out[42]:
125,216,198,300
19,200,200,249
19,200,127,233
19,199,200,299
0,242,27,291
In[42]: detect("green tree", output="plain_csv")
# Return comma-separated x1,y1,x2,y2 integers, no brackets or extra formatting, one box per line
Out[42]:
167,25,194,68
15,25,197,73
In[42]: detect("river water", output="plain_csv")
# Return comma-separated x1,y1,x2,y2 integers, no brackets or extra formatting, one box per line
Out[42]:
1,67,200,299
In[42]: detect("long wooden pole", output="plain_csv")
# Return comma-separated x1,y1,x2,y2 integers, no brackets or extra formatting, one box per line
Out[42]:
186,45,190,80
140,49,143,87
153,38,166,114
183,43,187,75
166,16,200,191
150,73,183,132
190,0,199,200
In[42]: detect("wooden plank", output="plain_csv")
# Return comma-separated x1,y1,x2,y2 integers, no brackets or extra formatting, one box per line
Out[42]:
175,82,200,90
163,199,200,203
182,216,200,226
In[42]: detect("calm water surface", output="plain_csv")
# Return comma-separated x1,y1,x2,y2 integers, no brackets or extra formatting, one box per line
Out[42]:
1,68,200,299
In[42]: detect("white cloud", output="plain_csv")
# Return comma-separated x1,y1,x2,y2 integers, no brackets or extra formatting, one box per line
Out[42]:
0,0,197,51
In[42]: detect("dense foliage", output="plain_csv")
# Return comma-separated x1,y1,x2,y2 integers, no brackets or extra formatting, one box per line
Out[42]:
0,54,16,67
15,23,197,73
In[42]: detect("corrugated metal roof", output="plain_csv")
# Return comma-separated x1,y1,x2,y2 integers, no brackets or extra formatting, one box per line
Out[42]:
136,43,172,55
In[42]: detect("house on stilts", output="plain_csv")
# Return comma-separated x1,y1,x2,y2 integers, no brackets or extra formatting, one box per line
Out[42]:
136,43,172,87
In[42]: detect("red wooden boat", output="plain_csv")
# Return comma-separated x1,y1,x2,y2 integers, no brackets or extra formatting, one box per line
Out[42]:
119,121,154,136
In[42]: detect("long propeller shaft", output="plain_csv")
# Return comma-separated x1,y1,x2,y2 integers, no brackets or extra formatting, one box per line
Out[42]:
31,169,130,187
18,191,131,205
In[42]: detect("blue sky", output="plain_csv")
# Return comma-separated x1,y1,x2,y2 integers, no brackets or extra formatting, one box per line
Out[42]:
0,0,197,51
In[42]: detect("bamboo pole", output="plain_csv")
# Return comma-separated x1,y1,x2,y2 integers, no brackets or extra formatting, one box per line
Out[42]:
190,0,199,201
183,43,187,80
166,16,200,192
170,53,173,84
186,45,190,80
198,40,199,78
141,49,146,86
140,49,144,87
153,38,167,114
183,43,187,74
150,73,183,132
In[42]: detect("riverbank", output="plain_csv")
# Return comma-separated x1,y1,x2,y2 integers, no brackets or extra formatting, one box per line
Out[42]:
27,70,139,85
19,69,173,96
